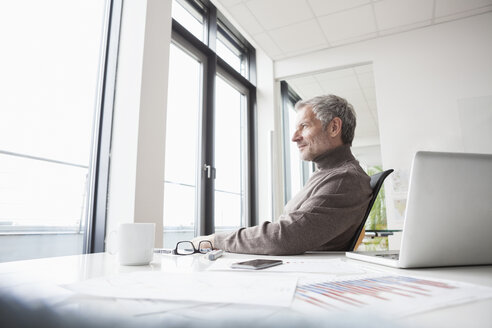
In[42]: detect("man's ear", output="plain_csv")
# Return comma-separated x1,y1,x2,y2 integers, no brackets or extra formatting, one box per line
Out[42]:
329,117,342,137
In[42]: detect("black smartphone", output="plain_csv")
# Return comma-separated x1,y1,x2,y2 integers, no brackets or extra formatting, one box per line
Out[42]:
230,259,283,270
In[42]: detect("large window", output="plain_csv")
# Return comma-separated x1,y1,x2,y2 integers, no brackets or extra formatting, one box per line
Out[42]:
163,0,256,247
163,42,203,245
0,0,120,261
216,21,249,78
214,73,249,233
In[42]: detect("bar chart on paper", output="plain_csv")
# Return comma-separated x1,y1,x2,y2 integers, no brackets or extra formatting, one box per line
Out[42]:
293,274,492,318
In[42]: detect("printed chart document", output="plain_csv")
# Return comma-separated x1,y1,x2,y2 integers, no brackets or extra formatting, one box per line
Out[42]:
64,271,297,307
292,273,492,318
206,258,492,317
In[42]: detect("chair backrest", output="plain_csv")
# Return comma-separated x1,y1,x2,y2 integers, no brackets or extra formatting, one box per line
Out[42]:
348,169,394,251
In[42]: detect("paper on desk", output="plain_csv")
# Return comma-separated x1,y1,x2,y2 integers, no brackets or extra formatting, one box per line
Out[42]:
292,272,492,318
63,271,297,307
207,258,370,275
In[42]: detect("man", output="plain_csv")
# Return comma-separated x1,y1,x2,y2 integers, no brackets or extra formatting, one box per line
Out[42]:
193,94,372,255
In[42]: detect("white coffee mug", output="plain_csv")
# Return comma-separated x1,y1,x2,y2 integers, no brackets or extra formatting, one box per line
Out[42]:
117,223,155,265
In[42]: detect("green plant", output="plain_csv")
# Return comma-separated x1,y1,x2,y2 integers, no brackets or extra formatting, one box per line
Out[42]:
365,165,388,230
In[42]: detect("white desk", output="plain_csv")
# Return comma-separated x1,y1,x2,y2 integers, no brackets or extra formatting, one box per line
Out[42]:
0,252,491,328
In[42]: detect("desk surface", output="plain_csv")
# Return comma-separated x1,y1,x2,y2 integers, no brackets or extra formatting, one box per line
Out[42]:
0,252,491,328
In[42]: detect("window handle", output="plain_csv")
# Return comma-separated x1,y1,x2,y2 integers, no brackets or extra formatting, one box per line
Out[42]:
203,164,216,179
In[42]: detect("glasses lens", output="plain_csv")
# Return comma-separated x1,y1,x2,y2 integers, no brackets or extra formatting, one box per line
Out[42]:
198,241,212,253
176,241,195,255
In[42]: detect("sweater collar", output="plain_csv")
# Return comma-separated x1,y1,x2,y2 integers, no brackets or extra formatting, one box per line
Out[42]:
313,144,355,170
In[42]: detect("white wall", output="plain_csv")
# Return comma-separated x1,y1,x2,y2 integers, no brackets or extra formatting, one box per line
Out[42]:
255,49,279,223
275,13,492,238
106,0,172,248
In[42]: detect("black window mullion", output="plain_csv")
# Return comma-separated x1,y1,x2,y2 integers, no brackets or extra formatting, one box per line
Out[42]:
248,88,258,227
172,19,213,56
200,1,217,236
202,52,216,236
207,4,217,52
280,81,293,204
217,56,255,89
248,47,257,87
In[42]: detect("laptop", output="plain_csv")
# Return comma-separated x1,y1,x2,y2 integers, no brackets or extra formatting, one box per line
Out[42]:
346,151,492,268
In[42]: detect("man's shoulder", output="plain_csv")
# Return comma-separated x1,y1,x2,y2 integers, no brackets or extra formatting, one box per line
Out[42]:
326,159,369,179
312,163,368,190
316,160,371,192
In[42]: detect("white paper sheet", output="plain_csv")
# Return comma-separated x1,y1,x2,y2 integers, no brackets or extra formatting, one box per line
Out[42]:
206,258,370,275
63,271,297,307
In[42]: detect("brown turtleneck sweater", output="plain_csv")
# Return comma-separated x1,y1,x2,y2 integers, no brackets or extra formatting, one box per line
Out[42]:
214,145,372,255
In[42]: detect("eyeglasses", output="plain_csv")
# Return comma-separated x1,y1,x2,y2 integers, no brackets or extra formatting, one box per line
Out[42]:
172,240,213,255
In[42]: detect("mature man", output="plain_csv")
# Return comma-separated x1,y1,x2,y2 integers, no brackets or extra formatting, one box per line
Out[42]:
193,94,372,255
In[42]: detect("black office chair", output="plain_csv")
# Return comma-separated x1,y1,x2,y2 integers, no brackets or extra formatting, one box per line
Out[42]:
348,169,394,251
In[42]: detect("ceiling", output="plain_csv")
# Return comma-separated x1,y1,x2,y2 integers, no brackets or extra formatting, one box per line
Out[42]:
215,0,492,61
213,0,492,164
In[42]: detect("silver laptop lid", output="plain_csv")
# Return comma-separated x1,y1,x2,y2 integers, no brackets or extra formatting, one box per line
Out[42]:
399,151,492,268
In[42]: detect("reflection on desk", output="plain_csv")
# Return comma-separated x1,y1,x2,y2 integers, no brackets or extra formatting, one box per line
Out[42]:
0,252,491,328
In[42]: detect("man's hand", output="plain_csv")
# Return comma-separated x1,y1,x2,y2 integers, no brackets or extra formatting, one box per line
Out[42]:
192,234,216,250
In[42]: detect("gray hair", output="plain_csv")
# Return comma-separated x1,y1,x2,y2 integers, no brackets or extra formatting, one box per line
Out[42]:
295,94,357,146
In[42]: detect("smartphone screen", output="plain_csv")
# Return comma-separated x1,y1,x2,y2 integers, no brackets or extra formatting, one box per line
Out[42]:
230,259,283,270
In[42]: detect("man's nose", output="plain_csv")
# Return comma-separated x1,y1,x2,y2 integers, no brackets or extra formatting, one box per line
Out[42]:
292,129,301,142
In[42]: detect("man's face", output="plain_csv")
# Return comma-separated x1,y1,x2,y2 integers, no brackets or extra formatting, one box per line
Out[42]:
291,106,335,161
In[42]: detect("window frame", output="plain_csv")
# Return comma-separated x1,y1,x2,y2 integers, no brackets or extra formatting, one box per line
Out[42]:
0,0,122,255
215,66,251,230
216,20,249,77
166,31,209,239
170,0,257,235
85,0,123,253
